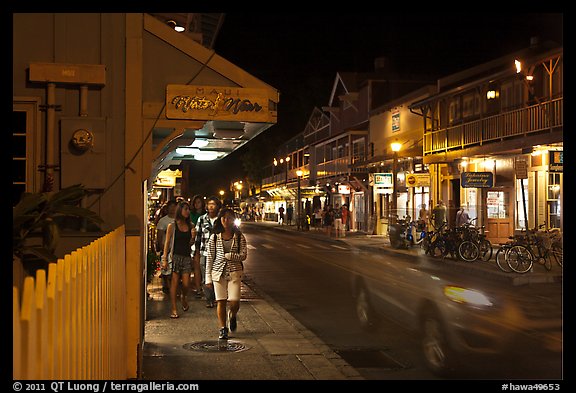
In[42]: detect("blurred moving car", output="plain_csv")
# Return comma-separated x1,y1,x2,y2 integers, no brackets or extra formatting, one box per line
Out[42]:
350,254,562,377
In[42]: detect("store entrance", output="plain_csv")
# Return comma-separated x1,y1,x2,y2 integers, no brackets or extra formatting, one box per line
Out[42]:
485,188,513,244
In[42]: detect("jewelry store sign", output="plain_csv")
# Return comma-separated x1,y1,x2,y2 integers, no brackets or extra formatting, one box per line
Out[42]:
166,85,270,122
461,172,493,188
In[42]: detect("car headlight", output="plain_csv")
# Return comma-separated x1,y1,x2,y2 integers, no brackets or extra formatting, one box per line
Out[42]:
234,218,241,227
443,286,493,307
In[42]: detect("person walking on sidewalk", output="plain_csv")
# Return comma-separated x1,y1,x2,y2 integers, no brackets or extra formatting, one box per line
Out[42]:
190,195,206,298
278,204,285,225
156,199,177,294
205,207,248,340
192,196,221,308
161,201,194,319
432,200,447,231
333,203,344,238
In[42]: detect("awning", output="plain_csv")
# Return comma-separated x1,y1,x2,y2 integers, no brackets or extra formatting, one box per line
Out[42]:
142,14,279,182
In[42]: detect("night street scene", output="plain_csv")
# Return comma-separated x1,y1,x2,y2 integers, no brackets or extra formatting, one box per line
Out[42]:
13,12,567,388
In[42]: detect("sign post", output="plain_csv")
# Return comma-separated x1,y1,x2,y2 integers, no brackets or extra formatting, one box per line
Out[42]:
515,158,529,229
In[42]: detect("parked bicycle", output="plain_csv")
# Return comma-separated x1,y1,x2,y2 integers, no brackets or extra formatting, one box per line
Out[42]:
503,224,563,274
427,223,479,262
459,218,493,262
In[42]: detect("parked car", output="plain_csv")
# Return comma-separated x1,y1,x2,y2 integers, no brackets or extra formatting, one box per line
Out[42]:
350,254,562,377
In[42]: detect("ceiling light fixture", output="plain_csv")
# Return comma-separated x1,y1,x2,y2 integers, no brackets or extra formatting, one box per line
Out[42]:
166,19,185,32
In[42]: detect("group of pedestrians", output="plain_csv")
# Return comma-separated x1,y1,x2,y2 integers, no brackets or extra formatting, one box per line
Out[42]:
154,195,248,340
279,203,348,237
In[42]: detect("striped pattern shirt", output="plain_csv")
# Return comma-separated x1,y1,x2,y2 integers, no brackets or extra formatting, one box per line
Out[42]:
192,213,217,257
205,232,247,284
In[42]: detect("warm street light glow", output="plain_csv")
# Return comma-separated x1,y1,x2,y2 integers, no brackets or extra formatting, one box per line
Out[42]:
219,190,225,196
391,142,402,152
296,170,303,177
273,158,278,166
515,59,522,73
486,90,496,99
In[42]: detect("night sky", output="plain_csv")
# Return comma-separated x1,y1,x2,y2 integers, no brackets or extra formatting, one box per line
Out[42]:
187,12,563,197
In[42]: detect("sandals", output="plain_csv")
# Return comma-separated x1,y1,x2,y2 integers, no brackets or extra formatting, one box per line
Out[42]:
170,312,179,319
181,297,189,312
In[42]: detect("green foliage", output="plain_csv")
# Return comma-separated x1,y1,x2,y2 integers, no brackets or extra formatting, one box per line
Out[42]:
147,250,161,283
13,184,104,267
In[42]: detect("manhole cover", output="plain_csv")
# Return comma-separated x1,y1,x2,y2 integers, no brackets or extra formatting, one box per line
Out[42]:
183,340,250,353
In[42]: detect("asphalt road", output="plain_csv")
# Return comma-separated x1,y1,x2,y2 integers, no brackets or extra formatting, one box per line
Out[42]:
240,223,563,380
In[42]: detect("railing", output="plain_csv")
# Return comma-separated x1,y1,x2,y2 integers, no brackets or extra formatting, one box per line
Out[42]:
262,165,310,190
424,97,563,155
13,226,127,380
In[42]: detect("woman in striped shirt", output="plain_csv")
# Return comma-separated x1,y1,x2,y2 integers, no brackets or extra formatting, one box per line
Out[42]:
205,207,247,340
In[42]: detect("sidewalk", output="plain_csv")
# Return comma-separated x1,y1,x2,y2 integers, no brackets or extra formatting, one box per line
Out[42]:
142,221,561,381
142,266,363,380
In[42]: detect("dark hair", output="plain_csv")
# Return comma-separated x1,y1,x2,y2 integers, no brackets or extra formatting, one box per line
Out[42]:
191,194,205,212
212,207,240,235
175,201,192,228
206,195,222,209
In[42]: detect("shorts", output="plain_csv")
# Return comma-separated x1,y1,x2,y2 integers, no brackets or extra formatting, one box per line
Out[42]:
334,218,343,230
213,270,243,301
171,254,193,275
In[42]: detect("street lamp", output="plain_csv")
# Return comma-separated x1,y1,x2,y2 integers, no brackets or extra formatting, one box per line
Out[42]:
296,170,303,230
219,189,225,203
233,181,243,201
390,142,402,219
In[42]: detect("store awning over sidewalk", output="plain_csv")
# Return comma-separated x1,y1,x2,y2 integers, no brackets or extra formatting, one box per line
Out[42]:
141,14,279,183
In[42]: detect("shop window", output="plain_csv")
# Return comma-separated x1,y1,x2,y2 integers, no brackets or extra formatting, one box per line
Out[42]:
413,186,429,219
13,110,28,206
448,98,461,124
487,191,509,219
548,173,561,229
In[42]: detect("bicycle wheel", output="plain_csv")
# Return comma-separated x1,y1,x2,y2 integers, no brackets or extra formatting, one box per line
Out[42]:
542,254,552,271
422,234,432,255
458,240,480,262
478,239,493,262
551,244,563,268
430,239,446,258
495,246,512,272
506,245,534,274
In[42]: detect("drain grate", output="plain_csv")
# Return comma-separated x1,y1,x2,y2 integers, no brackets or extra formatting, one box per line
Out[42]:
336,349,410,369
183,340,250,353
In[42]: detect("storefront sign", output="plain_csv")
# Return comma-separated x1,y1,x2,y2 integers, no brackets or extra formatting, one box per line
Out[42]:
154,169,182,188
166,85,270,122
406,173,430,187
374,173,393,194
515,158,528,179
549,151,563,172
461,172,493,188
338,184,351,194
374,173,393,186
392,109,400,132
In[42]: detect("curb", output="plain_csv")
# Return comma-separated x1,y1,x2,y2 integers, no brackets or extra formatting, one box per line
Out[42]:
241,275,365,380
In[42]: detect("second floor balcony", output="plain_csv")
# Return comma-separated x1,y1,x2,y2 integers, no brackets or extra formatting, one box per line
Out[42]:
424,97,562,156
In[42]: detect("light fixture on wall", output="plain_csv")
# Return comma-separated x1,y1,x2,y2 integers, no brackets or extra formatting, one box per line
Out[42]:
166,20,185,32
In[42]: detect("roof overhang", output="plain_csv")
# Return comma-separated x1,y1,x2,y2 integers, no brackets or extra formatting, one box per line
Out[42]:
142,14,279,182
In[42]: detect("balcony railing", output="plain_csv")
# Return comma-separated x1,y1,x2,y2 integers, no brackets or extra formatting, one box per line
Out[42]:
424,97,563,155
262,165,310,190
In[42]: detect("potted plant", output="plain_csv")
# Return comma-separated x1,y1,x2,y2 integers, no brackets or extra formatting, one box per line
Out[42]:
13,184,104,288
